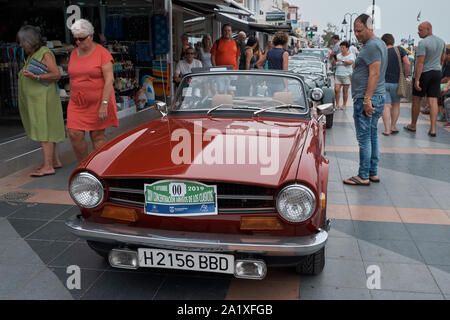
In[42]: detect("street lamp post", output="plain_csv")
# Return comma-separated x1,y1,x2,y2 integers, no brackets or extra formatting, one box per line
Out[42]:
340,25,348,41
342,12,358,43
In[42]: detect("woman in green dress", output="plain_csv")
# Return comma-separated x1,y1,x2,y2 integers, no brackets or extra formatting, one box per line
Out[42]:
17,26,66,177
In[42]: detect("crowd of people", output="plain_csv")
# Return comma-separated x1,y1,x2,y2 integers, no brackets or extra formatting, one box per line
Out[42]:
174,25,295,82
337,15,448,187
15,16,449,184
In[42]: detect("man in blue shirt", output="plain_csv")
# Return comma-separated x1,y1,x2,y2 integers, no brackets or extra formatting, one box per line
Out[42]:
344,14,388,186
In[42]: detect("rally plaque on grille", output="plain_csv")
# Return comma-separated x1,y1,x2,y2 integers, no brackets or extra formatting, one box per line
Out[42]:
144,180,218,217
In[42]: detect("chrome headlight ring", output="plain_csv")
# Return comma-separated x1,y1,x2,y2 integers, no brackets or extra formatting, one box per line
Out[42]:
311,88,324,101
69,172,105,209
276,184,317,223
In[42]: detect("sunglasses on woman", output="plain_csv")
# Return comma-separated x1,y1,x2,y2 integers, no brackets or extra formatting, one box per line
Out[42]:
73,35,89,42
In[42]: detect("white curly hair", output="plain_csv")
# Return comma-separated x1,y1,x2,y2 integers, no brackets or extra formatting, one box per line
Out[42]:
70,19,94,36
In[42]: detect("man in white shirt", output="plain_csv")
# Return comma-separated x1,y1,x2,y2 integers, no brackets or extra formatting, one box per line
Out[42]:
349,43,359,57
174,46,203,84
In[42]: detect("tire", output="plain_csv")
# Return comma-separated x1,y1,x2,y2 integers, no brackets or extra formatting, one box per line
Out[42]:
326,114,334,129
295,247,325,275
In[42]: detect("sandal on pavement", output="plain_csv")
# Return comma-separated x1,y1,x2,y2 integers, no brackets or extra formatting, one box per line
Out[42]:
403,125,416,133
30,171,56,178
391,129,399,134
382,132,390,136
343,176,370,186
369,177,380,183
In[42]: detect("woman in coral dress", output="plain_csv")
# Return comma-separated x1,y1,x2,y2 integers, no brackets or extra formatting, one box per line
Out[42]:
68,19,118,162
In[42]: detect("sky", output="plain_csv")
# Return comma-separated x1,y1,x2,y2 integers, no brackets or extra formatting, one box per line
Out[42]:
289,0,450,44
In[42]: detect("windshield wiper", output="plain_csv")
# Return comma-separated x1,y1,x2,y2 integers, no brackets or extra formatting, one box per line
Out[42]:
254,104,307,115
207,104,263,115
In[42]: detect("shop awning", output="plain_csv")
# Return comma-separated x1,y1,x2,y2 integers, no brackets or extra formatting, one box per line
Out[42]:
215,12,250,32
215,12,292,34
248,22,292,34
175,0,254,16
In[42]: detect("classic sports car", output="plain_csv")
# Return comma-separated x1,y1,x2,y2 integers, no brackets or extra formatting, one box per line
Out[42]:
289,60,335,128
66,69,333,280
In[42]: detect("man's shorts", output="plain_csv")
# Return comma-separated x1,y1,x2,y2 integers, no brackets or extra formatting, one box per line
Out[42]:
412,70,442,98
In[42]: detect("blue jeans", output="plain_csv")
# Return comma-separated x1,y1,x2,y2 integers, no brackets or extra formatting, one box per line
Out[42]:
353,96,385,180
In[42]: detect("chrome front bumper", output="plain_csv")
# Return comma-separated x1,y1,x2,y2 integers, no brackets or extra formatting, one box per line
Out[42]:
66,216,328,256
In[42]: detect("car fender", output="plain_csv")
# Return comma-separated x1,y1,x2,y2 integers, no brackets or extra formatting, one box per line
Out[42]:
321,87,335,105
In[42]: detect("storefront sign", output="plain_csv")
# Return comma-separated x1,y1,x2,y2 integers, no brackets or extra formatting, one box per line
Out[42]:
66,5,81,29
266,11,286,22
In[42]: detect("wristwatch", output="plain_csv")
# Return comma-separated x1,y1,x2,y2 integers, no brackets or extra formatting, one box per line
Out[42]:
101,100,108,105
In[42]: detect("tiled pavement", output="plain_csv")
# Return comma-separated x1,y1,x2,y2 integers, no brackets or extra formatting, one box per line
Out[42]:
0,103,449,300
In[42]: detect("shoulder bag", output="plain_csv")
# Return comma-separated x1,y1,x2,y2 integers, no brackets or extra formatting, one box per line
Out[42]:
394,46,408,98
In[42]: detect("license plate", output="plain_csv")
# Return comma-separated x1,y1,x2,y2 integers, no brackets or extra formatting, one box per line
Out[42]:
138,248,234,274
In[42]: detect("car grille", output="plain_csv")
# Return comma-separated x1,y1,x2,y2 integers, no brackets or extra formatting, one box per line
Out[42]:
105,179,276,214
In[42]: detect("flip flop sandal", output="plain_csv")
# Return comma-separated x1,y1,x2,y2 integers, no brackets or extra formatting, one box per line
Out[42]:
370,177,380,183
30,171,56,178
382,132,390,136
391,130,400,134
343,177,370,186
404,126,416,132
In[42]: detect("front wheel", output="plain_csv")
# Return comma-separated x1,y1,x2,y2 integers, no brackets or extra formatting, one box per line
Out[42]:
295,247,325,275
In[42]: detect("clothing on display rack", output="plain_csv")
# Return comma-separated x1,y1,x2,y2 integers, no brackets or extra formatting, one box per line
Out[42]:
152,60,170,96
0,44,25,114
151,14,169,55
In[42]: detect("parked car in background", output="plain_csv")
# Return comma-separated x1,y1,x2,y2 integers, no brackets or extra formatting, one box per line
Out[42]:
289,60,335,128
66,69,333,280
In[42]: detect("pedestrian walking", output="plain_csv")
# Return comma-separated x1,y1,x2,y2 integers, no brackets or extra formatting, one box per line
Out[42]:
327,44,334,72
381,33,411,136
334,41,355,111
237,31,247,70
332,35,341,61
174,46,202,84
255,41,273,70
197,34,212,68
438,45,450,121
243,36,258,70
267,31,289,71
211,24,240,70
349,43,359,58
17,25,66,177
443,80,450,127
67,19,118,163
405,22,446,137
180,33,190,61
343,14,388,186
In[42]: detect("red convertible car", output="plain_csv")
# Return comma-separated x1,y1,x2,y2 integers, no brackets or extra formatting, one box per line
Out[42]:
66,69,333,280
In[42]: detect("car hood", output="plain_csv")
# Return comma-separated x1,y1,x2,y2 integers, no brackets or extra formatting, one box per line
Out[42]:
86,116,310,187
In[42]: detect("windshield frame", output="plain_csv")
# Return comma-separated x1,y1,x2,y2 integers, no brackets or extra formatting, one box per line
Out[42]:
171,70,311,118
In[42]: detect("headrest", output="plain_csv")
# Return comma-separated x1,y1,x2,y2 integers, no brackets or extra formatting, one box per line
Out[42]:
211,94,233,107
273,92,294,105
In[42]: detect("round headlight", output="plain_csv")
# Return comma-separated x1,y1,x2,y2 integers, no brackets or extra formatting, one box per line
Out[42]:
311,88,323,101
276,185,317,223
69,172,104,208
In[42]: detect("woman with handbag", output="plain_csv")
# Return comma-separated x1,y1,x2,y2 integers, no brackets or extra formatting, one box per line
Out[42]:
381,34,411,136
17,25,66,177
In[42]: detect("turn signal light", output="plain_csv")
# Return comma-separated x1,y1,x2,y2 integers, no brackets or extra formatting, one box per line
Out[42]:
101,206,138,222
320,193,326,210
240,217,284,231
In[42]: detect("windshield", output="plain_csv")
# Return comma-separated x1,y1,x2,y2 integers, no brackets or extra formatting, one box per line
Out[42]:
173,73,308,115
289,61,324,74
